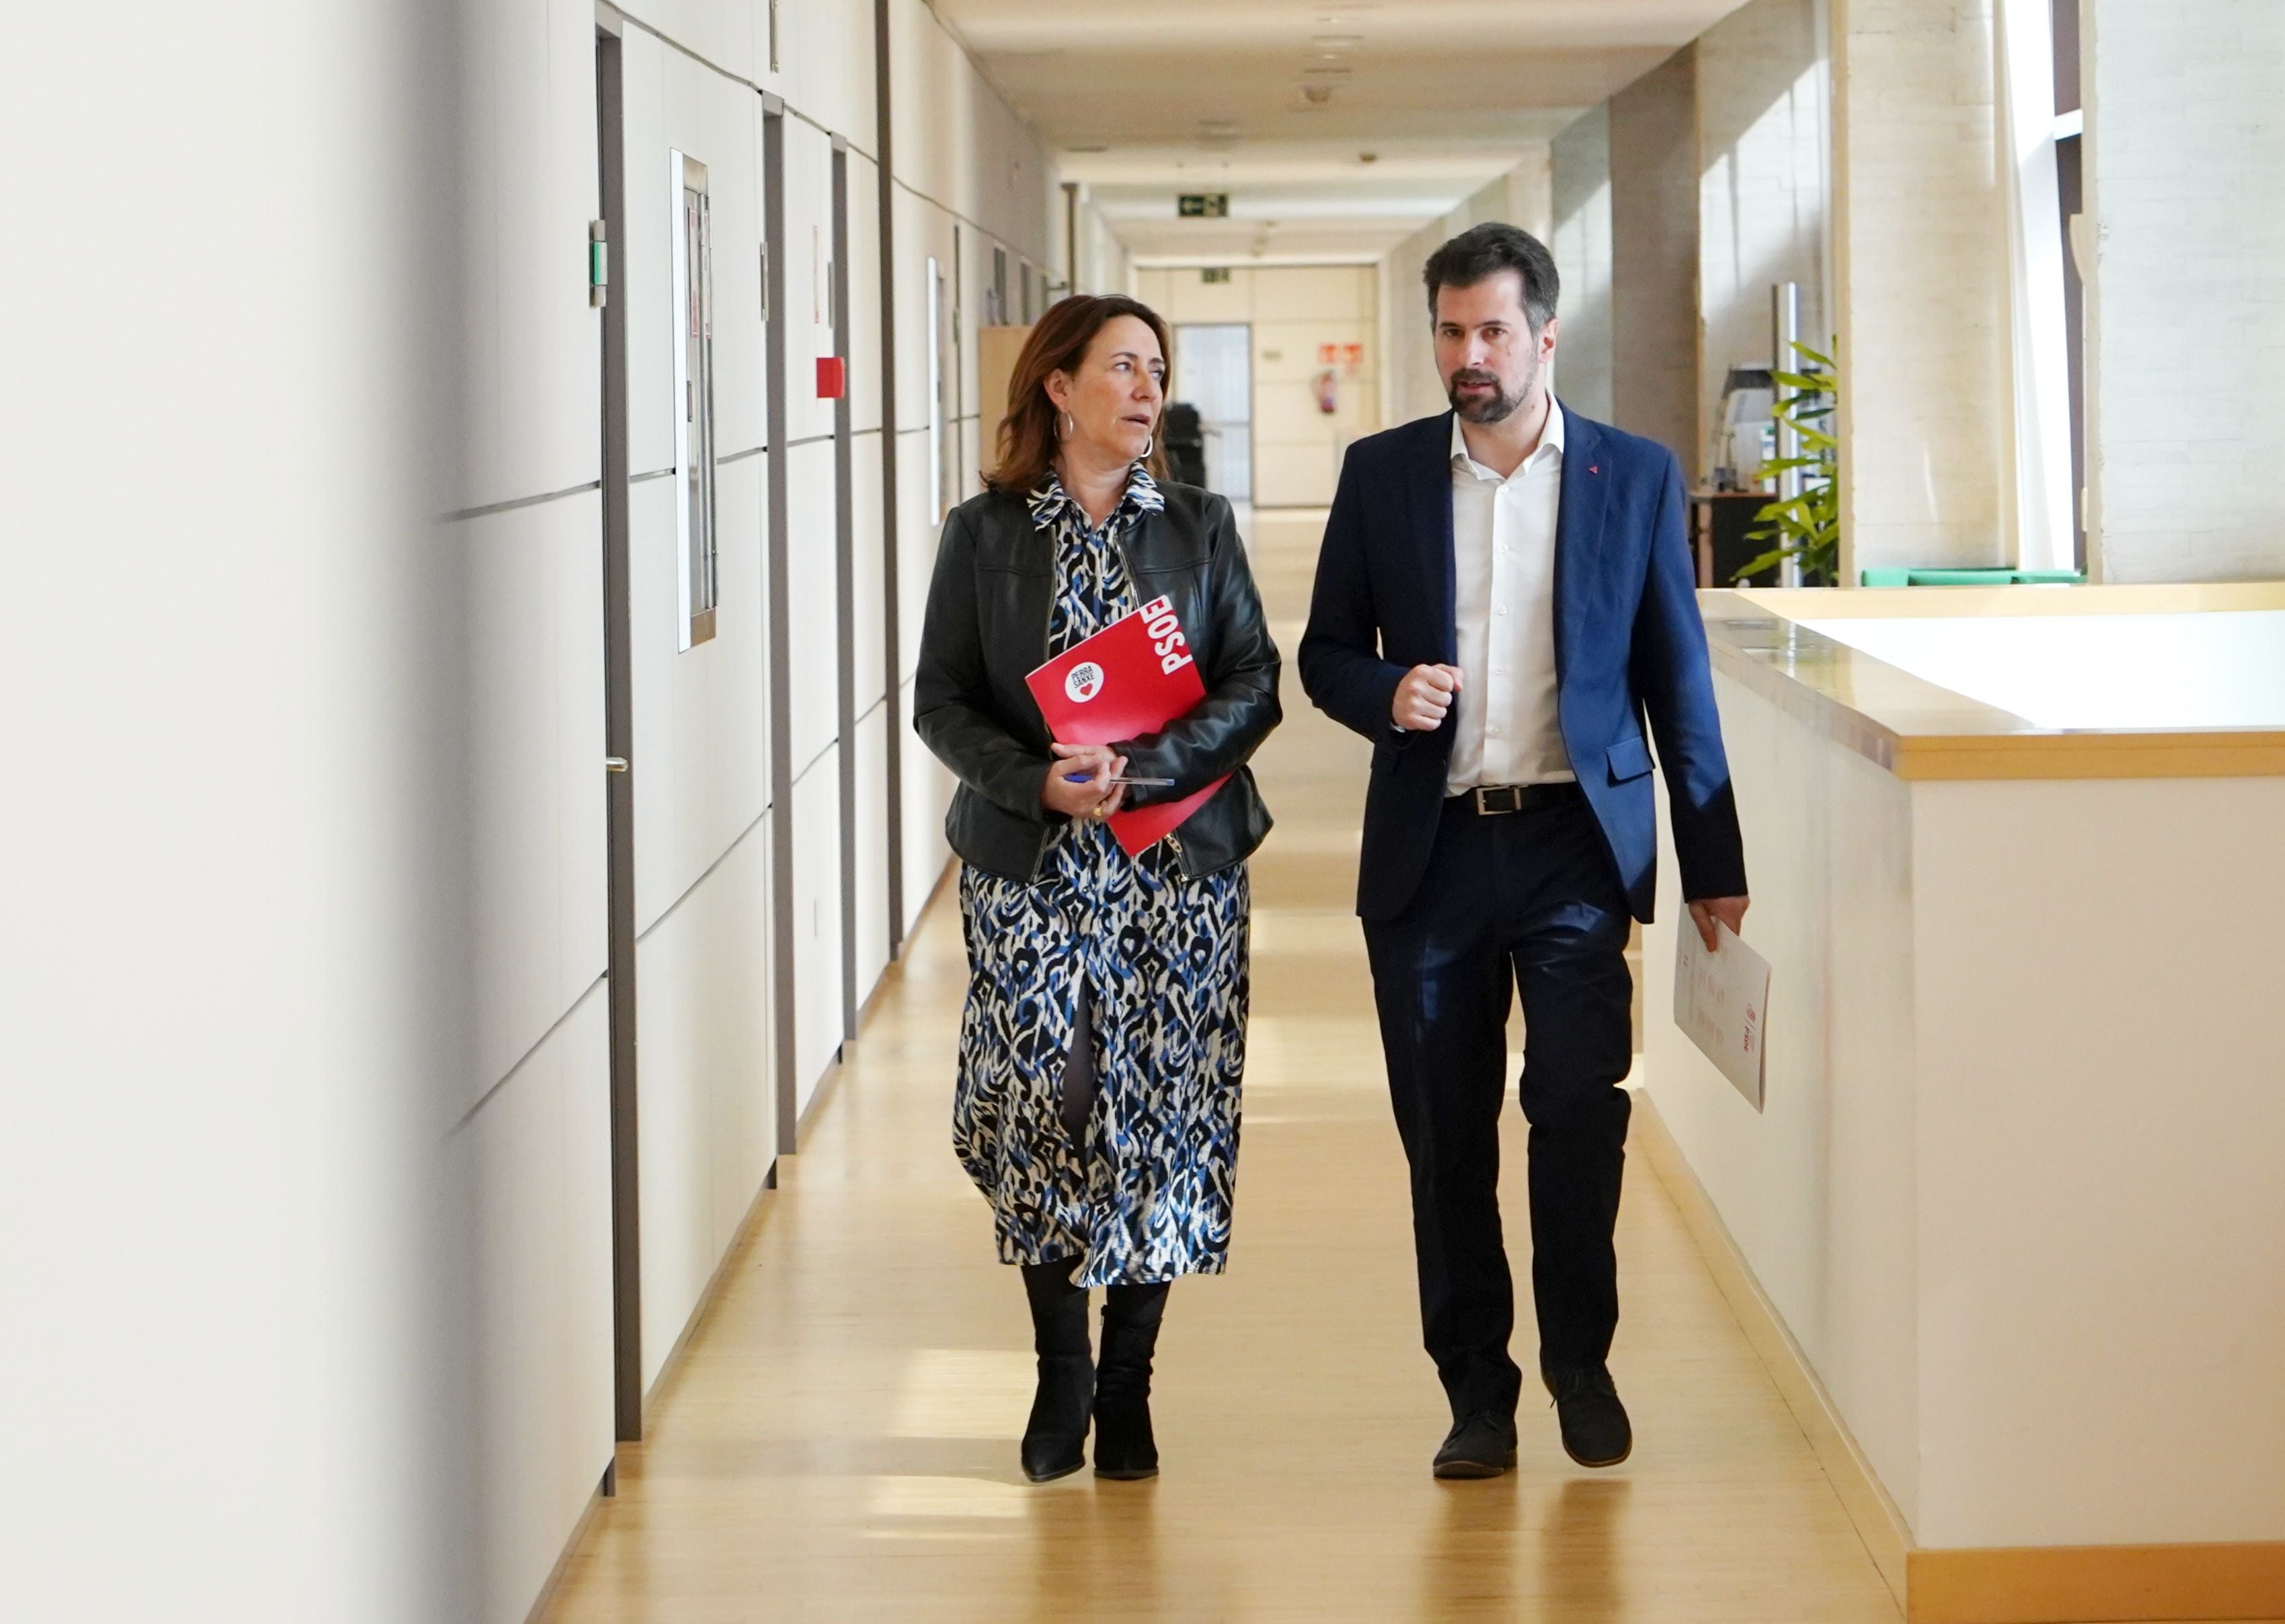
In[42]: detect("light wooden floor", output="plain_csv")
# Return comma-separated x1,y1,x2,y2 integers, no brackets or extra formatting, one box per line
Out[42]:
540,508,1908,1623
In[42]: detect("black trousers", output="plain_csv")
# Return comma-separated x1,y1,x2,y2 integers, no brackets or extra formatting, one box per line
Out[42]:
1362,789,1635,1420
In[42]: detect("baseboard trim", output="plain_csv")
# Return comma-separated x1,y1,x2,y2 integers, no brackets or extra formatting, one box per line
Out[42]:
1906,1541,2285,1623
521,1165,781,1624
519,1477,610,1624
1631,1089,1913,1607
911,853,956,929
1633,1090,2285,1624
526,857,968,1623
621,862,962,1435
642,1161,780,1418
795,1050,845,1145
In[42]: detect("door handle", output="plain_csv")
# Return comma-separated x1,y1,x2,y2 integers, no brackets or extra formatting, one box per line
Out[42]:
605,757,629,773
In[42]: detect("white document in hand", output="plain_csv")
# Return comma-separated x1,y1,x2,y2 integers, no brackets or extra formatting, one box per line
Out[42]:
1672,919,1771,1111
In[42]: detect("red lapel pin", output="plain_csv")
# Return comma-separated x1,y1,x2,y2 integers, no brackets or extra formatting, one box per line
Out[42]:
1588,465,1600,475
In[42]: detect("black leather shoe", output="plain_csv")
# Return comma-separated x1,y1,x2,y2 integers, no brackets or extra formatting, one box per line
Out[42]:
1020,1352,1094,1482
1432,1409,1518,1479
1545,1366,1632,1467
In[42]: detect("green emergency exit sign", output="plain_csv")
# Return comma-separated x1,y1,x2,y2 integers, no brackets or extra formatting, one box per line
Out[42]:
1177,194,1230,218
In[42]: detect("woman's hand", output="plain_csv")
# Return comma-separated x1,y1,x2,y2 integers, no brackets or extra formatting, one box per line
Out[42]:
1042,742,1130,821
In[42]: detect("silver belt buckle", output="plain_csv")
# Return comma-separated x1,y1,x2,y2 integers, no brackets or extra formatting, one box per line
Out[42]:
1473,785,1520,816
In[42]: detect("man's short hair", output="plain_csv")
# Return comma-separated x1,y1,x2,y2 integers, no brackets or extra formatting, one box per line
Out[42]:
1423,223,1559,332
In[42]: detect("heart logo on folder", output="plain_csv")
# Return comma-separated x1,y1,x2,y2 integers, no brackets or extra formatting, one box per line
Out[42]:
1026,597,1228,858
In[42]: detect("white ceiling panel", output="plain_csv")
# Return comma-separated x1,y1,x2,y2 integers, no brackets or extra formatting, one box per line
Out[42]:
933,0,1749,263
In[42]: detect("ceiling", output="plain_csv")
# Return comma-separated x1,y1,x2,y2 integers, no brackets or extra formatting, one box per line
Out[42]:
932,0,1752,264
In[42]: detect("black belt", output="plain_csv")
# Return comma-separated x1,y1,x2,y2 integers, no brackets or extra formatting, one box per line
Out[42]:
1449,782,1582,817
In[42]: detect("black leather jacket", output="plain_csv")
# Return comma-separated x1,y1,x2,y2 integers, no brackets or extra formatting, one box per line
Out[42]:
913,481,1280,882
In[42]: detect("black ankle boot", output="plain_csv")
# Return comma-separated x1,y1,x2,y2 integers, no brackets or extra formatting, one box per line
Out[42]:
1019,1260,1092,1483
1093,1282,1168,1480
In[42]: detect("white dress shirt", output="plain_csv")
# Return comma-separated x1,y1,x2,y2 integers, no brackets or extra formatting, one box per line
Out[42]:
1445,397,1573,794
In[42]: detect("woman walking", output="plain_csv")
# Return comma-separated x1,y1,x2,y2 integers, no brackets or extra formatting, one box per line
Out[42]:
913,295,1280,1483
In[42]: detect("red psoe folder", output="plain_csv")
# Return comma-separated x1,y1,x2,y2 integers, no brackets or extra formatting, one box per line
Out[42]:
1025,596,1229,858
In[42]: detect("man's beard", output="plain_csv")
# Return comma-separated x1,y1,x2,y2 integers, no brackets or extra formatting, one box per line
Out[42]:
1446,364,1535,424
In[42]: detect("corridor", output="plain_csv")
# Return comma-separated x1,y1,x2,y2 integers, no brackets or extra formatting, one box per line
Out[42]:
539,512,1900,1623
21,0,2285,1617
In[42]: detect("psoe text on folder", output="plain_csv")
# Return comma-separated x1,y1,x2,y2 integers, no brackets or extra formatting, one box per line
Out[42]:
1024,596,1229,858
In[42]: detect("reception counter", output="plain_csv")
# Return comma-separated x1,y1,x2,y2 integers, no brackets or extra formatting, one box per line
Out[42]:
1639,583,2285,1623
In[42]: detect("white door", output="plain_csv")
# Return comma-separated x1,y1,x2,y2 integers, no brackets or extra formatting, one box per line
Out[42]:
1175,323,1252,502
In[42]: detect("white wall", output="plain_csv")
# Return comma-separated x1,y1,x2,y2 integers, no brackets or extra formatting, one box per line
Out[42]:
1078,190,1136,295
1645,670,1925,1531
2,1,478,1619
1136,264,1382,508
1649,664,2285,1549
1381,206,1467,428
2084,0,2285,583
441,0,1058,1618
882,0,1061,947
1908,775,2285,1546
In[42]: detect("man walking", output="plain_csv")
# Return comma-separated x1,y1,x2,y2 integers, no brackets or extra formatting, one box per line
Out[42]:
1299,223,1748,1477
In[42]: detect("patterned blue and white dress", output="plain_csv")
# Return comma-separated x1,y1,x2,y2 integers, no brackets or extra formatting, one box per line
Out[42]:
953,467,1249,1288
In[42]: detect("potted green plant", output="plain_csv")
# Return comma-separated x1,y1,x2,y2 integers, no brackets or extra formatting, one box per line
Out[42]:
1735,340,1837,586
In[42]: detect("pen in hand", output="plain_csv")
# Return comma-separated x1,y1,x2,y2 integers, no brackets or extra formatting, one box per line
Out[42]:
1063,774,1175,786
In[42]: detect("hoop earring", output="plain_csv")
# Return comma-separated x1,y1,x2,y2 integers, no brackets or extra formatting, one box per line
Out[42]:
1140,433,1155,461
1059,412,1073,440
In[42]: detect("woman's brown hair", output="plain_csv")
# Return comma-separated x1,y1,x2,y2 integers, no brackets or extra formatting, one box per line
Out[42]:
984,294,1173,494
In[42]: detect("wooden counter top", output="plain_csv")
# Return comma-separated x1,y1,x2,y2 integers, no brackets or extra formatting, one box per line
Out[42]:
1699,584,2285,780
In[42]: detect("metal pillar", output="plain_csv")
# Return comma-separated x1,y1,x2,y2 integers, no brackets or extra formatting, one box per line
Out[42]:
1771,280,1803,588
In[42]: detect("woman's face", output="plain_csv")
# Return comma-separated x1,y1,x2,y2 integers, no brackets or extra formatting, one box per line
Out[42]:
1047,315,1166,466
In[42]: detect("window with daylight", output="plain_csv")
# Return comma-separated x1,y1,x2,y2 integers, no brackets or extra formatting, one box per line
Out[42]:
670,150,718,648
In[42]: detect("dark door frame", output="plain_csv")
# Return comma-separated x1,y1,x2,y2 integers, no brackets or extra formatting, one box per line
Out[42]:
831,140,858,1046
873,0,905,960
594,20,643,1450
762,96,798,1153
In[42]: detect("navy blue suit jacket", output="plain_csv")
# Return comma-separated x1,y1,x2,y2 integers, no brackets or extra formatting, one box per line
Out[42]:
1299,405,1747,923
